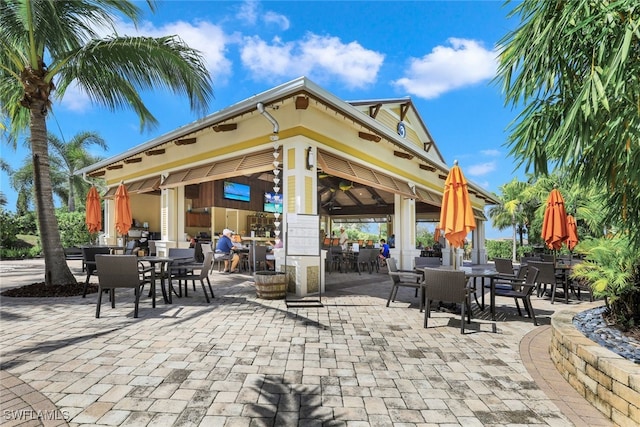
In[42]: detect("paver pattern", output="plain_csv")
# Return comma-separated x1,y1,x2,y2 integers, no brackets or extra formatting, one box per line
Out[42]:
0,260,612,426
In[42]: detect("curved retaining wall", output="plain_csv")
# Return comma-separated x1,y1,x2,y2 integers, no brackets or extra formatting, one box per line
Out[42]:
550,304,640,427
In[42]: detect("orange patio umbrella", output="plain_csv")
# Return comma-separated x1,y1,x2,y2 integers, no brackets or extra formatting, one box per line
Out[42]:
542,188,568,250
114,182,132,236
439,161,476,249
566,214,579,251
85,186,102,234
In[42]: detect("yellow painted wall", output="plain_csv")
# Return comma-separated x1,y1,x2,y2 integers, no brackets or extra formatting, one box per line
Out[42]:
128,193,161,231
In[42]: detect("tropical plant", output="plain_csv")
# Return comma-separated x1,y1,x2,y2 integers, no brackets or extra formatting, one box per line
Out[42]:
56,210,92,248
0,0,213,285
0,158,10,207
0,209,19,247
496,0,640,245
487,178,531,261
571,237,640,330
496,0,640,326
48,132,106,212
10,156,66,213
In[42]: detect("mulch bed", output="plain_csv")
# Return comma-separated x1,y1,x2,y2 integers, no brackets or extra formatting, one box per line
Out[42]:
1,282,98,298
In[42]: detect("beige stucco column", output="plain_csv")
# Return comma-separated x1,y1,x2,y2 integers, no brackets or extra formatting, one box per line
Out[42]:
156,184,186,256
103,198,114,245
393,193,420,270
472,219,487,264
278,140,325,296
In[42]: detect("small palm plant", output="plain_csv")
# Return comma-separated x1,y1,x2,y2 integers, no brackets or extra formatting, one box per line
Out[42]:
571,236,640,330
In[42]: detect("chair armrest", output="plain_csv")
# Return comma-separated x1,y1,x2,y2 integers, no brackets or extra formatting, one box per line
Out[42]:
390,272,422,281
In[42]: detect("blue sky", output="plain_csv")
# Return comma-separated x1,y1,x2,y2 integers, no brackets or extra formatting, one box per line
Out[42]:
1,0,524,238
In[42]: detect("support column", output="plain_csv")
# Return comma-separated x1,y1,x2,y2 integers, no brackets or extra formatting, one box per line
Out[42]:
280,141,324,296
393,194,419,270
472,219,487,264
156,185,183,256
103,199,114,245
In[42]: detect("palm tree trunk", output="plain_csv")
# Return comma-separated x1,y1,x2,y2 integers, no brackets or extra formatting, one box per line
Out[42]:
30,101,77,286
68,176,75,212
511,215,517,262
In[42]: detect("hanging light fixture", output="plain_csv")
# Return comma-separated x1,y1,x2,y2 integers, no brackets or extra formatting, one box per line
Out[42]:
306,146,315,170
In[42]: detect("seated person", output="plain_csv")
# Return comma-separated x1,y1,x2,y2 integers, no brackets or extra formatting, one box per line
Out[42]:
388,234,395,248
378,238,390,266
265,238,283,270
215,229,240,273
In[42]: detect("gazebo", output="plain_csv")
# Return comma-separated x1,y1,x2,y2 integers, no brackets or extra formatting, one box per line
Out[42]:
77,76,498,296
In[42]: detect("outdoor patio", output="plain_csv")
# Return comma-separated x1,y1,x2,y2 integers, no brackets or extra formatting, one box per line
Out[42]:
0,259,612,426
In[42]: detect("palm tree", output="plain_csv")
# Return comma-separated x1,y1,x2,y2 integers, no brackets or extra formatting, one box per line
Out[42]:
496,0,640,245
49,132,106,212
0,0,213,285
10,156,66,214
488,178,530,261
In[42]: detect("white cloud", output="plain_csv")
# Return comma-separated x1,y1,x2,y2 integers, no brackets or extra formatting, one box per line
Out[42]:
240,33,384,89
467,161,496,177
236,0,259,25
55,82,91,113
393,38,498,99
263,11,290,30
480,149,501,157
236,1,289,30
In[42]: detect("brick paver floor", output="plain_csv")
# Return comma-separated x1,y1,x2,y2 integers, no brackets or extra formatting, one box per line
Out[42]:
0,259,612,426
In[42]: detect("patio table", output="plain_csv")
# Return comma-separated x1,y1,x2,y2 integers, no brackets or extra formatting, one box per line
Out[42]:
140,256,193,304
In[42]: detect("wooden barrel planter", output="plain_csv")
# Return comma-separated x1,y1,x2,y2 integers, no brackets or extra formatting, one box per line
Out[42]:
254,271,286,299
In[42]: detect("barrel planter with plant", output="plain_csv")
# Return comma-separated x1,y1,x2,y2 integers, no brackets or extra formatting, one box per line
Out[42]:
254,271,286,299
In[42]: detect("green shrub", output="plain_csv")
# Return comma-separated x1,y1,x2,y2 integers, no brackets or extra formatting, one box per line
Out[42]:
486,240,511,260
0,247,33,259
0,210,19,248
15,212,37,235
56,210,92,247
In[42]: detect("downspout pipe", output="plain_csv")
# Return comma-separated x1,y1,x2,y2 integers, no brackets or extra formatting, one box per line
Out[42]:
82,172,92,184
257,102,279,134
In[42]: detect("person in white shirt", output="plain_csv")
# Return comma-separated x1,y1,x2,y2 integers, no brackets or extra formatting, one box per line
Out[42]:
339,227,349,250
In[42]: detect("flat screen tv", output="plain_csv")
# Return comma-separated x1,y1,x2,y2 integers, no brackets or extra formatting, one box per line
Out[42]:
264,192,283,213
223,181,250,202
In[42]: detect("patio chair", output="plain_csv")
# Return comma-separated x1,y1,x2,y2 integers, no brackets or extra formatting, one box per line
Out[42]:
422,267,473,334
253,245,269,272
386,258,424,311
494,258,517,278
327,246,344,273
541,254,556,263
123,240,140,255
355,248,373,274
82,246,111,298
64,247,85,271
529,260,568,304
169,252,214,303
368,248,381,273
94,255,151,318
412,257,441,295
494,266,540,325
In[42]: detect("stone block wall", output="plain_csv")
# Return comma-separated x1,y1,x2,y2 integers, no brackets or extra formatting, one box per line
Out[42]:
550,306,640,427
